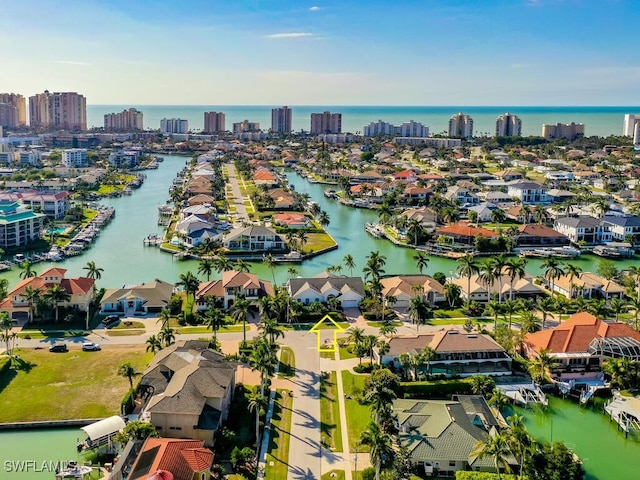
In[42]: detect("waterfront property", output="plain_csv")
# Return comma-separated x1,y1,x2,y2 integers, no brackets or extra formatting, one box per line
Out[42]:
138,340,237,446
393,395,517,476
379,274,445,308
551,271,625,299
100,279,174,315
0,200,46,248
523,312,640,379
223,225,285,252
449,271,544,303
195,269,274,310
287,272,365,308
375,328,512,377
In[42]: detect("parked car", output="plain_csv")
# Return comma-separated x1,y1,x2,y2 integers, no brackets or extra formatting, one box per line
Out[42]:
49,343,68,353
82,342,101,351
102,315,120,327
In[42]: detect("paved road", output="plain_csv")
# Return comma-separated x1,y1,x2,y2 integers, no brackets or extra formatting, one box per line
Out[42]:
224,161,250,222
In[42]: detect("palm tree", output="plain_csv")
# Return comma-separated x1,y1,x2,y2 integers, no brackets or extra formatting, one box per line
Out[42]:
117,362,141,410
564,263,583,299
528,348,558,383
146,334,163,353
408,295,430,332
364,372,397,422
536,296,555,330
504,257,527,301
359,422,395,480
520,310,541,334
23,286,41,324
19,260,36,279
484,300,503,331
263,253,277,284
250,337,278,398
489,254,508,303
343,254,356,276
457,255,479,304
45,284,70,323
198,258,215,281
609,298,628,322
406,218,423,246
287,266,299,278
317,210,330,227
158,326,175,347
444,283,461,308
234,258,251,273
533,204,548,224
204,306,225,344
346,326,365,346
490,208,507,229
470,433,512,480
213,255,233,274
413,251,429,274
363,251,387,283
628,296,640,330
421,346,436,375
83,261,104,281
259,316,285,345
157,307,172,329
232,296,251,343
176,271,200,300
0,312,12,355
379,320,397,337
541,257,565,295
247,388,268,445
502,299,520,329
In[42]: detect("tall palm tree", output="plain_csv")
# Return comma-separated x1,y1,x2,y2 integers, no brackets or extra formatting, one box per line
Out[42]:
296,231,308,252
536,296,555,330
158,325,176,347
234,258,251,273
83,261,104,281
363,251,387,283
502,299,520,329
408,295,430,333
541,257,565,296
457,255,479,304
421,346,436,375
413,251,429,274
520,310,541,334
157,307,171,329
444,283,461,308
0,312,12,355
528,348,558,383
359,422,395,480
478,260,497,300
490,208,507,230
45,284,70,323
564,263,582,299
197,258,215,281
23,286,41,324
247,388,268,445
317,210,330,227
470,433,512,480
117,362,141,410
213,255,233,274
343,254,356,276
263,253,277,284
146,334,163,353
250,337,278,398
258,316,285,345
346,326,365,346
484,300,503,331
232,296,251,343
176,271,200,300
406,218,423,246
204,306,225,343
19,260,36,279
504,257,527,301
489,254,508,303
609,298,628,322
364,378,397,423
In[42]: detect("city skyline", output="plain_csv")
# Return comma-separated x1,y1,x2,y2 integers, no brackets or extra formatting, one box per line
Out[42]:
2,0,639,106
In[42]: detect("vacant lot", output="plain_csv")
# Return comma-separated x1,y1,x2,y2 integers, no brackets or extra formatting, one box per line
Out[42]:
0,346,151,422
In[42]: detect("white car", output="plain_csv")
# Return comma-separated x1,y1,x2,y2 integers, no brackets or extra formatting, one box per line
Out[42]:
82,342,101,351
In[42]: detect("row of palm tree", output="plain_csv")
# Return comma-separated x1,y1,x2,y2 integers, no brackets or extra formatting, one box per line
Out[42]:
345,326,389,366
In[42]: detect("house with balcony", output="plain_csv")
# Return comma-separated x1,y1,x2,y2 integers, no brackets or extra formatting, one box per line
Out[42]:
523,312,640,379
515,224,570,247
507,181,548,204
127,438,214,480
287,272,365,309
0,200,46,248
379,275,445,308
444,186,479,206
552,272,625,300
554,216,611,245
195,270,274,310
223,225,285,252
100,279,174,316
449,271,544,303
434,223,499,246
374,328,512,377
600,214,640,243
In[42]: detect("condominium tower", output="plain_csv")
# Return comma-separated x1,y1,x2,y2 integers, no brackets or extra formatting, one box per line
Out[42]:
0,103,18,129
160,118,189,134
495,112,521,137
363,120,429,137
232,120,260,133
448,112,474,139
310,111,342,135
542,122,584,141
624,114,640,137
0,93,26,126
203,112,226,133
104,108,144,131
29,91,87,131
271,106,292,133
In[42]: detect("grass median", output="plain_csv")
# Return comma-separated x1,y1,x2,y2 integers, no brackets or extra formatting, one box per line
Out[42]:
278,346,295,379
320,371,343,452
341,371,370,452
264,389,293,480
0,346,151,422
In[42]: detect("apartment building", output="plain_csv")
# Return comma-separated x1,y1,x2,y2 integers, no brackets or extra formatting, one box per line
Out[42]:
271,106,292,133
62,148,88,168
623,114,640,137
364,120,429,137
160,118,189,134
203,111,225,133
310,111,342,134
103,108,144,131
232,120,260,133
495,112,521,137
0,93,26,126
0,201,46,247
542,122,585,140
448,112,474,138
0,103,18,128
29,91,87,131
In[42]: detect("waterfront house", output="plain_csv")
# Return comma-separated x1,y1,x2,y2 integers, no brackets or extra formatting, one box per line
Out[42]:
128,437,214,480
393,396,517,476
287,272,365,309
374,328,512,377
507,181,548,204
223,225,285,252
515,224,570,247
399,207,438,228
350,170,386,184
253,167,279,187
195,270,274,310
0,190,70,220
552,272,625,300
266,188,297,209
401,185,431,203
0,200,46,248
393,170,418,182
546,189,576,204
600,214,640,243
523,312,640,378
187,193,217,206
434,223,499,246
449,271,544,303
272,212,311,229
2,267,94,321
379,275,445,308
100,279,174,316
138,340,236,446
554,216,611,244
467,202,500,223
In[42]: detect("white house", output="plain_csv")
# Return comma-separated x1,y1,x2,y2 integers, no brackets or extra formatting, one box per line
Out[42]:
287,273,365,308
600,214,640,243
223,225,285,252
507,181,548,204
554,216,611,245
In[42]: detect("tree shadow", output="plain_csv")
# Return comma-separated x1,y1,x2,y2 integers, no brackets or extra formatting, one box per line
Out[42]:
11,356,36,373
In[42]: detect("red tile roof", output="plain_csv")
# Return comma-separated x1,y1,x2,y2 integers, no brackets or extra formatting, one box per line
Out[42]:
517,224,567,238
131,438,213,480
525,312,640,354
436,223,499,238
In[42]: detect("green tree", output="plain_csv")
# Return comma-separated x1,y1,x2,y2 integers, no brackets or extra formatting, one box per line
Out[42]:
444,282,462,308
205,306,225,344
197,258,215,281
408,295,431,332
484,300,503,331
45,284,70,323
146,334,162,353
0,312,13,355
258,316,285,345
470,433,512,480
158,325,175,347
343,253,356,276
117,362,141,410
22,286,41,324
536,296,556,330
83,261,104,281
597,259,619,281
541,257,565,296
232,296,251,343
528,348,558,383
157,307,172,329
469,375,496,396
176,271,200,300
457,255,479,304
504,257,527,301
359,422,395,480
263,253,277,284
19,260,36,279
247,387,268,445
413,251,429,274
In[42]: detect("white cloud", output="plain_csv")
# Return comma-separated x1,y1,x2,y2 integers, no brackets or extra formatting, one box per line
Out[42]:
54,60,92,66
266,32,313,39
310,6,320,11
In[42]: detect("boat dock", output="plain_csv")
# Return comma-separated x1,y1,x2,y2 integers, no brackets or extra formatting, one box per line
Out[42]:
143,235,163,246
604,391,640,437
495,382,548,408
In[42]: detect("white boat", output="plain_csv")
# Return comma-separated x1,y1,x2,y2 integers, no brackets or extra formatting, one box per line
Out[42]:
55,462,93,479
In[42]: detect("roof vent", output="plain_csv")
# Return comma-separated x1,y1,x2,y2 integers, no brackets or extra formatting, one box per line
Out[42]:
447,330,459,335
467,335,477,339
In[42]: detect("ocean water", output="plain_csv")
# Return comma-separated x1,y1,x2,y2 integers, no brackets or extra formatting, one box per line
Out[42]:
88,105,640,138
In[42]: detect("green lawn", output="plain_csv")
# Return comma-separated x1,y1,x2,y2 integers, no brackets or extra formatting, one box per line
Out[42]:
341,371,371,452
338,343,357,360
0,347,151,422
264,390,293,480
304,232,338,253
320,372,344,452
18,330,90,339
278,346,295,379
366,320,403,328
105,329,146,336
322,471,345,480
111,320,145,329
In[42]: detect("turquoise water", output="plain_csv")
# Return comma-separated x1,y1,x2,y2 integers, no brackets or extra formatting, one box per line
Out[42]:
46,227,66,235
87,105,640,137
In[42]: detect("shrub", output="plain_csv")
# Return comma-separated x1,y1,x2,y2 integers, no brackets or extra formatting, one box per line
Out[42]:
400,379,473,399
456,472,518,480
121,382,140,415
361,467,376,480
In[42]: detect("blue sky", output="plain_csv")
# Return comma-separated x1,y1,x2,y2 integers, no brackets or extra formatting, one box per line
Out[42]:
2,0,639,105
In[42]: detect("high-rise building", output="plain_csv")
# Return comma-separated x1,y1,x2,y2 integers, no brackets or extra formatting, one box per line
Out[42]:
203,112,225,133
0,103,18,129
233,120,260,133
310,111,342,134
448,112,474,139
0,93,26,126
271,106,292,133
542,122,585,141
624,114,640,137
29,91,87,131
104,108,144,131
363,120,429,137
160,118,189,134
495,112,521,137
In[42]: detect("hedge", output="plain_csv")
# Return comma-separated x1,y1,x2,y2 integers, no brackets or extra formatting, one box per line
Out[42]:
400,379,473,399
456,472,519,480
121,381,141,415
